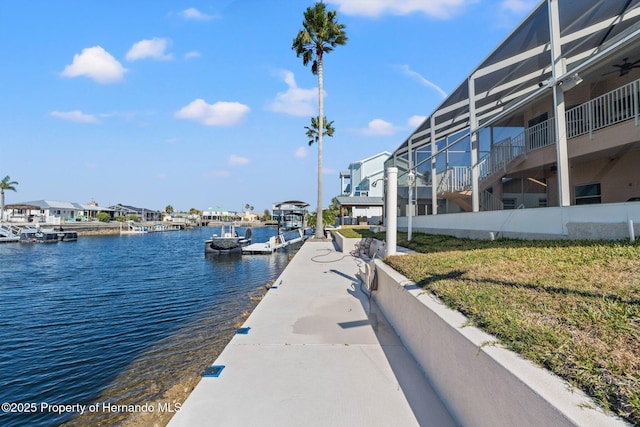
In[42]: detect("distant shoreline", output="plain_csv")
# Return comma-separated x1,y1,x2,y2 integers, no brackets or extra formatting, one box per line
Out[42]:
13,221,274,236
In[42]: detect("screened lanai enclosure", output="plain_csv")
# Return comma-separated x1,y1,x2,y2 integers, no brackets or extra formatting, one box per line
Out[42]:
386,0,640,228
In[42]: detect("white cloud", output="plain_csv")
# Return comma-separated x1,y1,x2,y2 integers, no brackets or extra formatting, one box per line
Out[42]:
61,46,126,84
408,115,427,128
294,147,308,158
266,70,318,117
180,8,217,21
229,155,250,166
175,99,250,126
126,38,173,61
398,65,447,99
328,0,473,19
50,110,100,124
184,51,201,59
363,118,395,136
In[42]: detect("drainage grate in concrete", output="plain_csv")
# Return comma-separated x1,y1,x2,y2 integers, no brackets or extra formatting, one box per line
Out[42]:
203,365,225,378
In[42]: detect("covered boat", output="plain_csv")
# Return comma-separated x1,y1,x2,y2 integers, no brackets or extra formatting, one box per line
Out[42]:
204,223,251,254
19,227,78,243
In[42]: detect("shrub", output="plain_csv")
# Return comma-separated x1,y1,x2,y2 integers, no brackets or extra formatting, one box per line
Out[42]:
96,212,111,222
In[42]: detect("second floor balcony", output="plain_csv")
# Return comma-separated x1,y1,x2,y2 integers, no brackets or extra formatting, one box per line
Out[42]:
437,77,640,196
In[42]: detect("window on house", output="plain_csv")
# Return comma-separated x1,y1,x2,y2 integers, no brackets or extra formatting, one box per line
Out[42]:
575,183,601,205
503,198,516,209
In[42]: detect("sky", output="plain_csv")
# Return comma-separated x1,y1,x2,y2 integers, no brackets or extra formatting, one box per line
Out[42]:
0,0,538,214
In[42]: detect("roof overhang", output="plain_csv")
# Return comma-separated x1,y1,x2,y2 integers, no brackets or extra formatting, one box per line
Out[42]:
336,196,384,207
274,200,309,208
4,204,42,210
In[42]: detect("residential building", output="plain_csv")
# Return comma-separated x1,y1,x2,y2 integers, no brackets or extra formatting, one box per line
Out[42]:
109,204,162,222
4,200,114,224
272,201,308,230
241,211,259,222
385,0,640,240
337,151,390,225
202,207,238,223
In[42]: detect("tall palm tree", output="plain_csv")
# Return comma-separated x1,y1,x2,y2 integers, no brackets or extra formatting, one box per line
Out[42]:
293,2,347,238
0,176,18,222
304,116,335,146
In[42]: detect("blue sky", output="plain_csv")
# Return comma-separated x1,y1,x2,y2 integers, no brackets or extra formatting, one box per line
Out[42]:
0,0,536,213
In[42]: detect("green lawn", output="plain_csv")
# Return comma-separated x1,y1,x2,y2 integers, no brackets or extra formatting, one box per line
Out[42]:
352,230,640,425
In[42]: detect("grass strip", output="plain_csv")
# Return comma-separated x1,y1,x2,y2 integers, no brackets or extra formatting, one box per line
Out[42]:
364,232,639,425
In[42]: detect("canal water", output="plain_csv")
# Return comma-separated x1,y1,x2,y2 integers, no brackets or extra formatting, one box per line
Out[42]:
0,226,293,426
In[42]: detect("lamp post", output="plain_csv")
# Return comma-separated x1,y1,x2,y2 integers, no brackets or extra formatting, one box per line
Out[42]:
407,170,415,242
385,167,397,256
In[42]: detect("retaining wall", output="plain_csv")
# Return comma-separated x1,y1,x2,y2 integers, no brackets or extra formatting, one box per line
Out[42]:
372,260,627,426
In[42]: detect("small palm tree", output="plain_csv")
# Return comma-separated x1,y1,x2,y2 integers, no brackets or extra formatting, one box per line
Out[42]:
293,2,347,238
305,116,335,146
0,176,18,222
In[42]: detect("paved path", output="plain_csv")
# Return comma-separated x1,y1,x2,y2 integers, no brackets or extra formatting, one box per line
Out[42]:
169,240,455,427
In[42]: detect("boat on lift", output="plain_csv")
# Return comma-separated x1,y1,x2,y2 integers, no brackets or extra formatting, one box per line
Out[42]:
204,223,252,254
19,226,78,243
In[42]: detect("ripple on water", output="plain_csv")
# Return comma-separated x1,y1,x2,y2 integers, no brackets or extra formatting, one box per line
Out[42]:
0,227,292,427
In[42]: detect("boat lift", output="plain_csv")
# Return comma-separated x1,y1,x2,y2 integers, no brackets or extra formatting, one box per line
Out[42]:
0,222,21,243
242,228,307,254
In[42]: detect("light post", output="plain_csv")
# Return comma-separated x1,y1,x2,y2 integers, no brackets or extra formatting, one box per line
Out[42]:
372,167,399,256
385,167,397,256
407,170,415,242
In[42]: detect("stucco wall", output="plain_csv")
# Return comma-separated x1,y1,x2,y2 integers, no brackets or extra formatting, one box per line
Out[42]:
400,202,640,240
571,150,640,203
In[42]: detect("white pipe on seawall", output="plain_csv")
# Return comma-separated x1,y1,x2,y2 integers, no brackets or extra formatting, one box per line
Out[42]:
629,219,635,242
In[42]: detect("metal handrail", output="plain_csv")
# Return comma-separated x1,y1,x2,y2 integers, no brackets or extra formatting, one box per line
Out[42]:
435,78,640,197
477,77,639,182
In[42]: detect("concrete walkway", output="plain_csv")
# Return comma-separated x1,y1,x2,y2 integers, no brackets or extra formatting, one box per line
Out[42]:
169,240,456,427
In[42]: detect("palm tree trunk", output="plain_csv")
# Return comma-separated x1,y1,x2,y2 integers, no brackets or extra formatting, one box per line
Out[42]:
316,54,324,239
1,190,4,222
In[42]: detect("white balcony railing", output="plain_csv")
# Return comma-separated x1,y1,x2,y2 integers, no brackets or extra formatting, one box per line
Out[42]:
437,166,472,194
436,78,640,210
479,190,504,211
476,78,640,183
567,79,639,138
